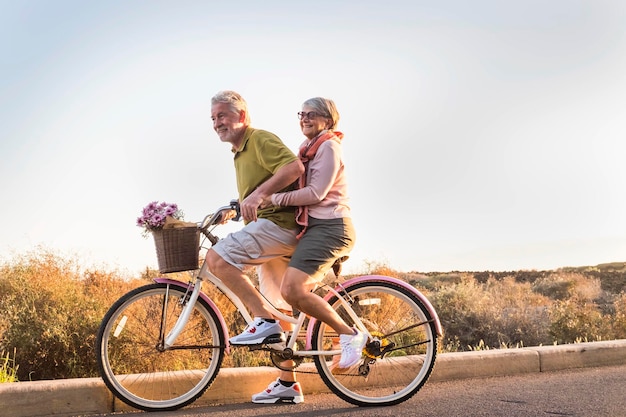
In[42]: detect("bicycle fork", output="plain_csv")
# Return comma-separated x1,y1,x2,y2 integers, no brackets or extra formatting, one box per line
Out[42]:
160,277,203,350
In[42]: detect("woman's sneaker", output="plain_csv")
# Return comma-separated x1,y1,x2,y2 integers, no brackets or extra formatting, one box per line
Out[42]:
229,318,284,345
338,328,368,368
251,378,304,404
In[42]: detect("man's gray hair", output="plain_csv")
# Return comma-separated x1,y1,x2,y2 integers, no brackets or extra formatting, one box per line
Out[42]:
211,90,250,125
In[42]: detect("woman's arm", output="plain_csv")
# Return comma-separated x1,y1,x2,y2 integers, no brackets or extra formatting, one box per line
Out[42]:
272,140,341,207
242,158,304,222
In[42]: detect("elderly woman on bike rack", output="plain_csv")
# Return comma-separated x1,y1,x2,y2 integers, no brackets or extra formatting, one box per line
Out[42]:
242,97,365,403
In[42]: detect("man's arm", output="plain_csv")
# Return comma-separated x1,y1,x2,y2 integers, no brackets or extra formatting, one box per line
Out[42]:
240,159,304,222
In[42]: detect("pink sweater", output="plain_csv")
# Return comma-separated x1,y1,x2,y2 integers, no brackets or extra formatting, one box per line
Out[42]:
271,139,351,219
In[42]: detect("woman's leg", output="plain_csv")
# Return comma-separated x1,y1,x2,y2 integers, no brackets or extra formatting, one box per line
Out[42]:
281,267,354,336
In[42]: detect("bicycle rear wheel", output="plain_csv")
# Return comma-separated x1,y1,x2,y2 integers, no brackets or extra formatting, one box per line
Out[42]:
96,283,225,411
312,279,437,406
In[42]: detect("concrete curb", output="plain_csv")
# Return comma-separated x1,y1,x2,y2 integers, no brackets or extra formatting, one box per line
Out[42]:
2,340,625,417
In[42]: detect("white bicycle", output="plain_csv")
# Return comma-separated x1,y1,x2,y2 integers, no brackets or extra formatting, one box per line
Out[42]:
96,201,442,411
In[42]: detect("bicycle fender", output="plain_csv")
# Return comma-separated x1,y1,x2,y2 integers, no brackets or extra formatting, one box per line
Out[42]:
305,275,443,349
154,278,231,354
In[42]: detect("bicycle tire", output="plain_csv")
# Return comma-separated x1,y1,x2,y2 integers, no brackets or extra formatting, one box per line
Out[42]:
312,279,438,406
96,283,225,411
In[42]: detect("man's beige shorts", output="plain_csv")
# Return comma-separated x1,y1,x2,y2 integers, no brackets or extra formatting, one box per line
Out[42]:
212,218,298,311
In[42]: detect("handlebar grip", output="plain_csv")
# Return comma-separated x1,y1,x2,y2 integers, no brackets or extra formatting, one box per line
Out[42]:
229,199,241,222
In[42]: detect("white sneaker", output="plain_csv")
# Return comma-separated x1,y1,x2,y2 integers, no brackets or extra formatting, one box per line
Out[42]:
338,328,368,368
251,378,304,404
229,318,284,345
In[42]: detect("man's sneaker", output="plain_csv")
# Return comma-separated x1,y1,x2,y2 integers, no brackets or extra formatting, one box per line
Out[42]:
252,378,304,404
229,318,284,345
338,328,368,368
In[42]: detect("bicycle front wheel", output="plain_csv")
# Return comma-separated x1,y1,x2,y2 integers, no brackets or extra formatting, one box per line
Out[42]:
312,279,438,406
96,283,225,411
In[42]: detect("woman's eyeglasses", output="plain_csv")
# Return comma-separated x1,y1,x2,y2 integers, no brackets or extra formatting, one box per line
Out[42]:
297,111,326,120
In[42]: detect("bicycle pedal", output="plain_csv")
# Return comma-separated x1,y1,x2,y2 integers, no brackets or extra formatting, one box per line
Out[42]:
247,344,264,351
262,334,285,344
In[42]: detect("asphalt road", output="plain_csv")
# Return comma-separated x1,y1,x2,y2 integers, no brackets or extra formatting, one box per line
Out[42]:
91,365,626,417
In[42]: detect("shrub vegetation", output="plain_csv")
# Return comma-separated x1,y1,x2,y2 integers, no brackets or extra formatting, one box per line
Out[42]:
0,349,18,382
1,250,625,381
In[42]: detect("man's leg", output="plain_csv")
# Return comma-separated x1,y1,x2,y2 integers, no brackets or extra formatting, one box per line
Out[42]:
205,249,275,319
206,219,297,346
205,219,294,319
250,225,302,403
257,257,297,383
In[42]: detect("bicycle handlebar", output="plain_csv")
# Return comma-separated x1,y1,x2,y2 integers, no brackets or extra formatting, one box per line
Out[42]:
198,199,241,245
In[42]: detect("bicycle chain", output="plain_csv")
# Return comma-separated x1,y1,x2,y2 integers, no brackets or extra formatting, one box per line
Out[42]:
270,352,364,377
281,364,361,377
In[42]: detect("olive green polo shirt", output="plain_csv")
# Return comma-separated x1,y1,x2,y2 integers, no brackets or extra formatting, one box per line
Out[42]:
233,127,298,229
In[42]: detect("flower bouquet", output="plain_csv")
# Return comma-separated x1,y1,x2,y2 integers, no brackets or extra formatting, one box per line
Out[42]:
137,201,185,237
137,201,200,273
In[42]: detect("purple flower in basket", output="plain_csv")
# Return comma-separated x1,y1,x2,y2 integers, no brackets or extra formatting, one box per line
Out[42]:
137,201,184,237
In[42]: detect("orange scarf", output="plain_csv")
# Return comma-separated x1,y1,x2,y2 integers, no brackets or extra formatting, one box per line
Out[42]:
295,130,344,239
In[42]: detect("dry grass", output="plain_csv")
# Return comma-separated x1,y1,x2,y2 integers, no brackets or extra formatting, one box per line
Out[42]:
0,349,18,382
1,251,625,381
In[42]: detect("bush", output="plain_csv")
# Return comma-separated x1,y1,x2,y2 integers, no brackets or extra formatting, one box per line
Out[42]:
429,275,552,350
612,293,626,339
0,249,141,380
2,250,626,381
548,298,607,344
533,272,602,301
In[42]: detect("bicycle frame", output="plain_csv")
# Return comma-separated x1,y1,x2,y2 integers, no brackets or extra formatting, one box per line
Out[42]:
157,202,442,359
156,263,367,357
157,263,443,360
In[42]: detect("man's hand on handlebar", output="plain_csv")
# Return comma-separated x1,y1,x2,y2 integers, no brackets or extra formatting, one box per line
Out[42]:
240,192,264,223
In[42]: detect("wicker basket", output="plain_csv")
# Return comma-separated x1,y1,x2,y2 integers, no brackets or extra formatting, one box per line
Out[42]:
152,226,200,273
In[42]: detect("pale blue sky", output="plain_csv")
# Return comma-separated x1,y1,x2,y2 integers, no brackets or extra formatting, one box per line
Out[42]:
1,0,625,275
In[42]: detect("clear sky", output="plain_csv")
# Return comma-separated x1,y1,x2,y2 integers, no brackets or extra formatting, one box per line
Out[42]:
1,0,625,276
